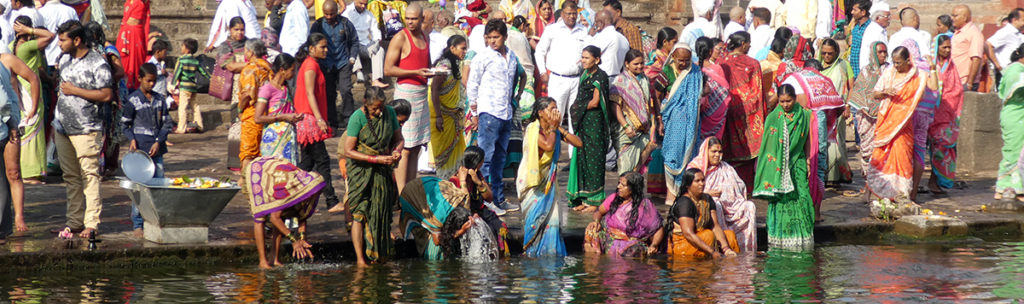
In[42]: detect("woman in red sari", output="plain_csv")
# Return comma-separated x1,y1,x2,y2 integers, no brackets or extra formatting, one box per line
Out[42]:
531,0,555,96
116,0,150,90
718,31,765,193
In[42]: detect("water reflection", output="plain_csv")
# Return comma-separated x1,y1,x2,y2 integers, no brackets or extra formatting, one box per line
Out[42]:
2,243,1024,302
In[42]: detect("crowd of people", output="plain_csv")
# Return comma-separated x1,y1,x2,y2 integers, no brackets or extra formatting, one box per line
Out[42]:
3,0,1024,266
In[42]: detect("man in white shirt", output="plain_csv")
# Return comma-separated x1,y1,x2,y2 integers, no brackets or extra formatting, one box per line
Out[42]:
691,0,722,40
535,0,587,120
986,8,1024,72
467,20,525,212
814,0,832,39
37,0,78,66
587,10,627,77
343,0,386,87
681,0,717,45
746,0,782,28
747,7,773,58
856,1,889,72
468,11,505,54
9,0,40,27
206,0,261,52
428,9,454,63
280,0,311,55
782,0,817,39
724,6,745,39
888,7,932,57
0,2,12,54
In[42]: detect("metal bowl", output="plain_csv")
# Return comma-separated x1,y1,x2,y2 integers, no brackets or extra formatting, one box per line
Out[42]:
121,150,155,184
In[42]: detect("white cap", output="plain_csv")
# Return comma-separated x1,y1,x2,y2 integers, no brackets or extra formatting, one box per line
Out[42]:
870,0,891,15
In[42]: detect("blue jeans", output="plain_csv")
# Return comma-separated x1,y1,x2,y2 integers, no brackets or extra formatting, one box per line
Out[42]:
131,156,164,230
477,113,510,204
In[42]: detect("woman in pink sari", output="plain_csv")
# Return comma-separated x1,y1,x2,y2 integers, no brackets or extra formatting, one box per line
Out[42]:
686,137,756,252
585,172,663,257
694,37,730,141
925,34,963,194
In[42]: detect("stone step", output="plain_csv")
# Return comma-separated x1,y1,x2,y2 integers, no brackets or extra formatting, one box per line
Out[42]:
893,215,968,238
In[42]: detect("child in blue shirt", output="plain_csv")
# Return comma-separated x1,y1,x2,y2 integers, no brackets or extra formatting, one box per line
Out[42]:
120,62,172,236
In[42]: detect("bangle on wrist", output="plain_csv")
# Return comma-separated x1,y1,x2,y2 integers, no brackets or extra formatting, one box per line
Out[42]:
286,232,298,242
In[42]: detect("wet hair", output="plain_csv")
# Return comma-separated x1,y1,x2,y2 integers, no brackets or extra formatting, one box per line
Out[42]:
391,99,412,117
436,35,466,80
365,86,388,105
608,172,646,228
295,33,328,63
182,38,199,54
151,39,171,54
937,15,953,30
804,59,823,71
770,27,793,54
1011,43,1024,62
440,207,473,259
57,20,88,47
853,0,871,13
656,27,678,49
484,19,507,37
821,38,840,54
531,96,557,123
695,36,714,67
583,45,602,60
13,16,30,28
139,62,158,78
560,0,576,11
244,39,267,57
751,7,771,24
463,146,485,170
271,53,296,73
511,15,529,31
679,168,703,196
726,31,750,51
624,49,645,66
229,16,246,29
892,46,910,61
777,83,797,99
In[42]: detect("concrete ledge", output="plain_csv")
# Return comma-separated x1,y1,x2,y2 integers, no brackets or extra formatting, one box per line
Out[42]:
893,215,968,238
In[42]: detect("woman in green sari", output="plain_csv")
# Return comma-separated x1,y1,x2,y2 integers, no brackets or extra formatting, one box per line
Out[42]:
753,84,814,249
567,45,610,212
995,45,1024,201
341,87,405,265
817,38,853,185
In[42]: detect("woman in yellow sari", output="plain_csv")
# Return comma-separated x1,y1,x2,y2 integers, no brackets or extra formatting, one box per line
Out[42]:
865,46,934,200
429,36,468,180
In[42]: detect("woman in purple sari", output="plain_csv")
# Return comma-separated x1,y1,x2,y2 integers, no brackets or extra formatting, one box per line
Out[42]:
584,172,662,257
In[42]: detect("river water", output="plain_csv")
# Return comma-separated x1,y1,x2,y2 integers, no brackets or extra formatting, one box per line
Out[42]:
4,240,1024,302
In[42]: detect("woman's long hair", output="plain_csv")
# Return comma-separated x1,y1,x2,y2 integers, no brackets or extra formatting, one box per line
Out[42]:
695,36,714,68
295,33,328,63
656,27,678,50
607,172,646,227
680,167,703,197
435,35,467,80
440,207,473,259
463,146,486,203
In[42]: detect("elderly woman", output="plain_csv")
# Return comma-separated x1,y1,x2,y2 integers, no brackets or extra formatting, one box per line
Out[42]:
649,168,740,258
846,41,888,197
660,41,703,206
584,172,662,257
237,39,273,176
687,137,756,252
245,156,324,269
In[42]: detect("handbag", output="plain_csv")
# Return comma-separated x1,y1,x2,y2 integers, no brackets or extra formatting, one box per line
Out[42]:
296,114,333,145
208,52,235,101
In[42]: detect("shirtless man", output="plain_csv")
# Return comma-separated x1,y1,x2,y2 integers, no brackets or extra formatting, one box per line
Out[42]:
384,3,433,193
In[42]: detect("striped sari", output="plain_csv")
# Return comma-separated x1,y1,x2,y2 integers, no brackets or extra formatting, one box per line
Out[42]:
611,71,652,174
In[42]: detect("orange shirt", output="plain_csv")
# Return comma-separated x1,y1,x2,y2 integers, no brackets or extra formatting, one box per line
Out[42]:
951,22,984,84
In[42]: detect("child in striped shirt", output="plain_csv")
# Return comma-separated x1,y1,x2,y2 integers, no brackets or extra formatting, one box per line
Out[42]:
171,38,210,133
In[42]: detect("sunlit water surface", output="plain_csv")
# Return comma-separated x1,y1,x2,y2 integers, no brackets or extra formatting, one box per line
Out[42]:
5,241,1024,303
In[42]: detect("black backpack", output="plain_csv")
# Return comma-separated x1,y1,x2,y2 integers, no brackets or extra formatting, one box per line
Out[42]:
194,54,216,94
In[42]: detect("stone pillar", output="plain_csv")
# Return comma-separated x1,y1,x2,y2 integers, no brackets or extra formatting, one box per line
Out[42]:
957,92,1003,175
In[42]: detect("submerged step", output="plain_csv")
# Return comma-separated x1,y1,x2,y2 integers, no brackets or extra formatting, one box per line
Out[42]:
893,215,968,238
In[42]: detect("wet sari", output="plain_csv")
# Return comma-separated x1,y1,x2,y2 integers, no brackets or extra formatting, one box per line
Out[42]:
661,64,702,197
399,176,470,260
585,194,662,257
611,71,651,174
928,34,964,189
848,41,887,177
819,56,854,183
996,62,1024,194
346,106,401,262
517,121,566,257
666,194,741,257
428,58,466,180
567,68,610,207
753,102,813,249
700,62,731,141
245,156,324,223
687,137,757,252
784,68,845,210
866,66,927,199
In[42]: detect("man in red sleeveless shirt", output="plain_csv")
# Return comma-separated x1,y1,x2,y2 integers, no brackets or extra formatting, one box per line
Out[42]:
384,3,434,193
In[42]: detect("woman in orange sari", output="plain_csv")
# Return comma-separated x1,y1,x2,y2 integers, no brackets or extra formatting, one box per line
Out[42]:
865,46,934,200
116,0,150,89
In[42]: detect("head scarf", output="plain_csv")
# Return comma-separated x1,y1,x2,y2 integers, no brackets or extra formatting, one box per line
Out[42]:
668,41,695,73
899,39,929,71
848,41,888,114
687,137,720,176
776,36,811,85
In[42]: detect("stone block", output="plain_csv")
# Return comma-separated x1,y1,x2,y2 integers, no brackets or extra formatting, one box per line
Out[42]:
144,223,209,244
988,200,1024,212
893,215,968,238
958,92,1003,175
